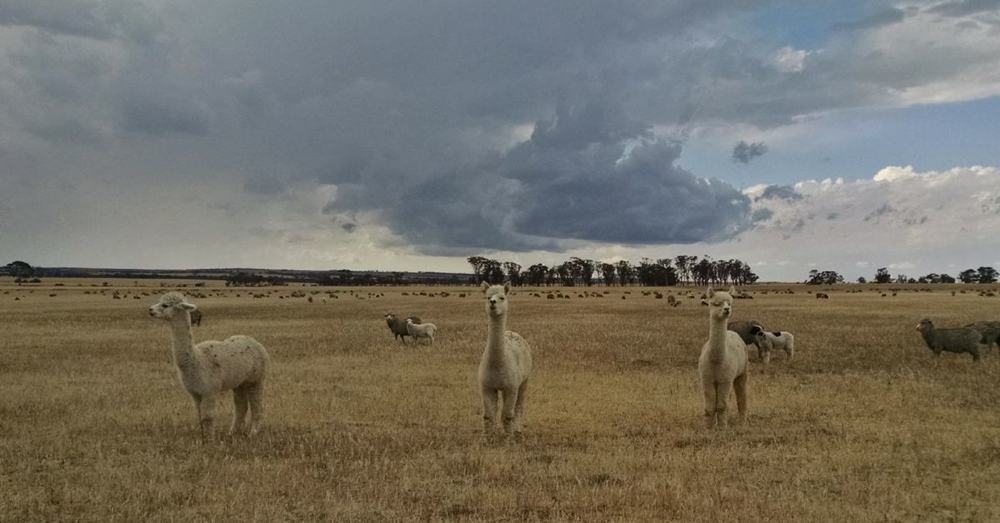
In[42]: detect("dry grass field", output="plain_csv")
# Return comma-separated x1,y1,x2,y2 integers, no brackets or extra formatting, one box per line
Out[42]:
3,278,1000,521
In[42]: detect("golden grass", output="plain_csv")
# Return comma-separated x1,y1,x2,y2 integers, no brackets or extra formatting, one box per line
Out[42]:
3,279,1000,521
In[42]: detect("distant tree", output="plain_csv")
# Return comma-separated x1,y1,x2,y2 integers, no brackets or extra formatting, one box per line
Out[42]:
958,268,979,284
807,269,843,285
977,266,998,284
857,276,867,284
5,261,35,279
467,256,489,284
482,259,504,284
894,274,909,284
526,263,548,286
571,258,596,286
615,260,634,286
599,262,617,286
939,273,955,283
674,255,695,285
503,261,523,286
874,267,892,284
556,261,575,286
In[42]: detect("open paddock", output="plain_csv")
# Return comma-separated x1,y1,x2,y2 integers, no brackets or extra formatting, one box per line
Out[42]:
3,279,1000,521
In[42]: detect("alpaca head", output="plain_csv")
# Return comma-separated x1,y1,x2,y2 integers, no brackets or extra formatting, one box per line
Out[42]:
916,318,933,332
149,292,197,322
481,281,511,318
702,286,734,321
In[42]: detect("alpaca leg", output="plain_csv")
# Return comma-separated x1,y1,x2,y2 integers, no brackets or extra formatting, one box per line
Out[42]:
513,381,528,434
198,394,217,441
501,386,519,437
231,388,249,435
702,381,717,428
734,373,749,423
762,350,771,365
481,387,499,437
714,381,733,428
247,383,265,435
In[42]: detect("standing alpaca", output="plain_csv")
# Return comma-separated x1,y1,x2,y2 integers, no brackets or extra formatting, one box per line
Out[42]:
148,292,269,439
478,282,532,439
698,287,749,428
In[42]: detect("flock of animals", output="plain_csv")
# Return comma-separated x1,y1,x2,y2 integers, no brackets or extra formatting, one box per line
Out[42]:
148,283,999,440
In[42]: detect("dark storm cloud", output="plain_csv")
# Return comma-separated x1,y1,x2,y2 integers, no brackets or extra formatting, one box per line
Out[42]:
732,141,768,163
3,0,1000,263
832,8,906,31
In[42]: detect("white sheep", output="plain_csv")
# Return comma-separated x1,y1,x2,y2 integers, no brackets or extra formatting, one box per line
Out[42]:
479,282,532,440
148,292,269,439
405,318,437,344
698,286,749,428
752,328,795,364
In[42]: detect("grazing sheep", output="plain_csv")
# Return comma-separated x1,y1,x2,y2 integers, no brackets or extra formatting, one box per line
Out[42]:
479,282,532,440
385,313,421,343
751,327,795,364
148,292,269,439
699,287,749,428
816,292,830,299
728,320,764,352
405,318,437,344
915,319,984,362
963,321,1000,350
190,309,203,326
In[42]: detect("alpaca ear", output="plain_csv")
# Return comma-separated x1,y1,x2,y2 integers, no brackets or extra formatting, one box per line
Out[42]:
503,281,511,294
480,281,490,293
179,302,197,311
706,287,715,297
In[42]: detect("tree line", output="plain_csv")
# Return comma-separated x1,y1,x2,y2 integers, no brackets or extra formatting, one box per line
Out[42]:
466,255,759,287
806,266,1000,285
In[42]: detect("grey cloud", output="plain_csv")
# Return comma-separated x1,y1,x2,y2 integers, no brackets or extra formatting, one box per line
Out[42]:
243,177,286,196
120,96,210,137
755,185,802,201
832,8,906,31
0,0,161,42
732,140,768,163
751,208,773,222
927,0,1000,17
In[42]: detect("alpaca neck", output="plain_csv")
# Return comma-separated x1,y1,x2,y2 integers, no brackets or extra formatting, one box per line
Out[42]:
169,315,200,372
485,314,508,366
707,314,729,360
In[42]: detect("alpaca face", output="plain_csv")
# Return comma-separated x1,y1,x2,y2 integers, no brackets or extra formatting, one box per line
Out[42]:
149,292,197,321
705,288,733,320
916,319,932,332
482,282,509,318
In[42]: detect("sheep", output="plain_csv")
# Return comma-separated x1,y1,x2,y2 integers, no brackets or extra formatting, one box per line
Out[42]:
963,321,1000,350
728,319,764,352
915,319,984,362
190,309,203,326
479,282,532,440
698,287,749,428
384,313,421,343
816,292,830,299
148,292,269,439
751,327,795,364
405,318,437,344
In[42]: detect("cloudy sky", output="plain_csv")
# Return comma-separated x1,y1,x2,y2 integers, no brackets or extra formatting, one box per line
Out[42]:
2,0,999,281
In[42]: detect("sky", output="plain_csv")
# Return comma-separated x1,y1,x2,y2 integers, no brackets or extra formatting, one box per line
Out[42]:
1,0,1000,282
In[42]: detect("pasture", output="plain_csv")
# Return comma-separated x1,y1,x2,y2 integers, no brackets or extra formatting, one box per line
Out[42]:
3,279,1000,521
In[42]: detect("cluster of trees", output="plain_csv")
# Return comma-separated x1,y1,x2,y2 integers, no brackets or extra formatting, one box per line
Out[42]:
224,272,288,286
3,261,41,283
467,255,758,287
809,266,1000,285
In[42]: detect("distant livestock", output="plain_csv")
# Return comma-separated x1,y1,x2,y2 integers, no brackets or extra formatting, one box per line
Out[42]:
963,321,1000,350
752,327,795,364
405,318,437,344
385,313,421,343
915,319,984,362
816,293,830,299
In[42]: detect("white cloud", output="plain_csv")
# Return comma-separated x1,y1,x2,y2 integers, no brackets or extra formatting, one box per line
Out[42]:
769,46,811,73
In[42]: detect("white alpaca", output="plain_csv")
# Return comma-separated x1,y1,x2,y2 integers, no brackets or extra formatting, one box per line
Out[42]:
478,282,532,439
753,328,795,364
698,287,749,428
405,318,437,344
148,292,269,439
